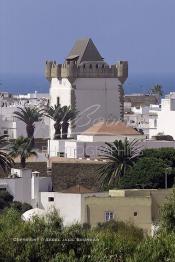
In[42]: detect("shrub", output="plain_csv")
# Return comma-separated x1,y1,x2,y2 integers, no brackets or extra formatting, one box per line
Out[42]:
128,232,175,262
160,189,175,233
0,191,13,202
10,201,32,213
95,220,144,242
119,157,168,189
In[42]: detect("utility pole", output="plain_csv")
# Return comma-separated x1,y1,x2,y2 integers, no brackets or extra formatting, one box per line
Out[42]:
165,167,172,189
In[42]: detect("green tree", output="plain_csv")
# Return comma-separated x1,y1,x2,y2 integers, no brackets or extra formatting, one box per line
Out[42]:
90,231,140,262
128,232,175,262
45,105,63,139
150,84,164,97
119,157,169,189
14,106,43,145
95,220,143,241
160,189,175,233
61,105,76,139
0,207,145,262
9,137,37,168
45,105,76,139
98,138,142,187
150,84,164,104
0,135,14,173
143,148,175,167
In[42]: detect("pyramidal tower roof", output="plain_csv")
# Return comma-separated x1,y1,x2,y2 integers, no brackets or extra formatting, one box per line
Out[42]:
66,38,104,64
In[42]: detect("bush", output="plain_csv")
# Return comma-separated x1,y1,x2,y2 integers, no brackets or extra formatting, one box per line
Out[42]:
143,148,175,166
160,189,175,233
119,157,168,189
90,231,140,262
128,232,175,262
0,191,13,211
95,220,143,242
0,191,13,202
0,198,6,210
10,201,32,213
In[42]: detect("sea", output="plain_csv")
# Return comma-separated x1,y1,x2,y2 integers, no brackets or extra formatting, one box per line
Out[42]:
0,73,175,95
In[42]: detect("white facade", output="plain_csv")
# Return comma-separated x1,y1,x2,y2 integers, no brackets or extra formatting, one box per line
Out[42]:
0,168,52,206
149,93,175,139
49,77,122,138
39,191,107,226
48,133,145,159
124,105,159,137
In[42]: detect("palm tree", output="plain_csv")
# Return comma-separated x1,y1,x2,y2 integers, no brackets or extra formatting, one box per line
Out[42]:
14,106,43,145
0,135,14,173
45,105,63,139
9,137,37,168
98,138,142,187
150,84,164,101
61,106,76,139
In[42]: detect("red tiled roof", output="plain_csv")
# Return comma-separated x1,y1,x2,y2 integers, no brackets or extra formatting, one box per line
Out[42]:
82,121,141,136
61,184,94,194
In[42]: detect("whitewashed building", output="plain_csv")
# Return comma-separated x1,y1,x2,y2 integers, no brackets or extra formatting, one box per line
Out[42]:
0,168,52,206
48,121,145,159
149,92,175,139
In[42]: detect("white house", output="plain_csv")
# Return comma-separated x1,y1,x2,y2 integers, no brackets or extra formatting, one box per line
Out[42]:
0,168,52,206
0,167,171,235
48,121,145,159
149,92,175,139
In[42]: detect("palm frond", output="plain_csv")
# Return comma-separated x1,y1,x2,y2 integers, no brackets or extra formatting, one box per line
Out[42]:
98,138,142,187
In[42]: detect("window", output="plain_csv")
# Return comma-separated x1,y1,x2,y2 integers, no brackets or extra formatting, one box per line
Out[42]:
48,197,54,202
154,119,157,127
0,188,6,191
57,97,60,106
104,211,113,222
134,212,138,217
89,64,92,69
4,130,8,135
57,152,64,157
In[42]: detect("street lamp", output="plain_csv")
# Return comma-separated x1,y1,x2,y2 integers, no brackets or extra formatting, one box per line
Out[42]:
165,167,172,189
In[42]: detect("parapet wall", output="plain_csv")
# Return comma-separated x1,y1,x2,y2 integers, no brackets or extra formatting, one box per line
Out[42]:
45,60,128,83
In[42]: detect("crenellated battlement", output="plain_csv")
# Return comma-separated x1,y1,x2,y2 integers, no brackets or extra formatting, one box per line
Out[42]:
45,60,128,83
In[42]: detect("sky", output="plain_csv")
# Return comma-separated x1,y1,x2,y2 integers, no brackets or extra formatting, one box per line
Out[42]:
0,0,175,77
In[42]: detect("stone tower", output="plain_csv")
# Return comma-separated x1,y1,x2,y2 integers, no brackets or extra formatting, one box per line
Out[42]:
45,38,128,138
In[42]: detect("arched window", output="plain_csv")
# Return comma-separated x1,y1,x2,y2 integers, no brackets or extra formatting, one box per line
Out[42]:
96,64,98,69
89,64,92,69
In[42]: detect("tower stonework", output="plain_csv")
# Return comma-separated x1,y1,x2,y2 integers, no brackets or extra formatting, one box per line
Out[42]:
45,38,128,138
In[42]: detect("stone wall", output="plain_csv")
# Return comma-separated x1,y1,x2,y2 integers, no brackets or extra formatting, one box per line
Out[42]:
51,161,104,192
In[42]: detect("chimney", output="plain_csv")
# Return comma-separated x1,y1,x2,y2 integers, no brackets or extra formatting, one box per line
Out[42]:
31,171,40,207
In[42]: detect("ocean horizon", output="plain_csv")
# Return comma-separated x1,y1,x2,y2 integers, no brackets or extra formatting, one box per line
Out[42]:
0,73,175,95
